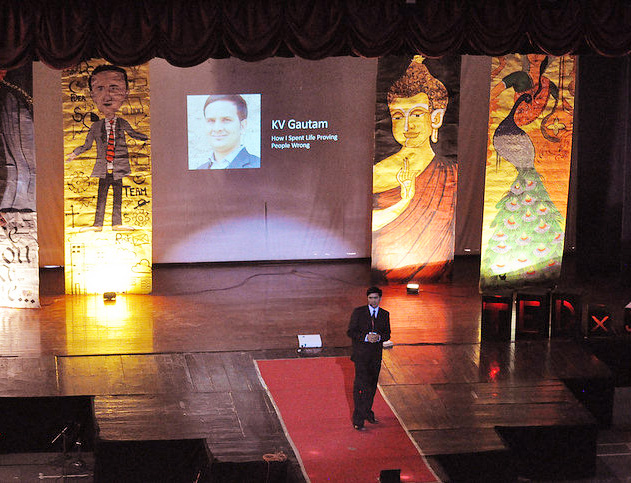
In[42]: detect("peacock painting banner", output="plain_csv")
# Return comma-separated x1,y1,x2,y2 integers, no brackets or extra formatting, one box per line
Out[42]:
371,55,460,283
0,66,39,308
480,55,575,292
63,60,152,294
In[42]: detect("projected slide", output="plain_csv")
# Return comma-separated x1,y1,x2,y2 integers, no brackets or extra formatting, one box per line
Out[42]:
187,94,261,170
150,57,376,263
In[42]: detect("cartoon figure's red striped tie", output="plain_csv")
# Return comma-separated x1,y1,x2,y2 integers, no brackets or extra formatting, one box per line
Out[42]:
106,119,115,163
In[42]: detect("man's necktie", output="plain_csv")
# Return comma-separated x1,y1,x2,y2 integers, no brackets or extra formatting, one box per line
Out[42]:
106,119,115,165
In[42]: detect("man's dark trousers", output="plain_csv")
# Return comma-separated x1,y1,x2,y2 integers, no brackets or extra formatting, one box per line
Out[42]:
352,354,381,425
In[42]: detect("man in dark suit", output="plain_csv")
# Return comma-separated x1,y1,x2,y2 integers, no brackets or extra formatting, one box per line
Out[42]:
347,286,391,430
195,94,260,169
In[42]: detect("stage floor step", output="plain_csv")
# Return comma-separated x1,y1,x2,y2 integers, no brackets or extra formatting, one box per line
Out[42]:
412,427,506,455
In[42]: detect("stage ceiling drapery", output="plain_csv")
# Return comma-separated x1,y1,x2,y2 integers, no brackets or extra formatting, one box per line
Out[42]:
2,0,631,69
7,1,631,279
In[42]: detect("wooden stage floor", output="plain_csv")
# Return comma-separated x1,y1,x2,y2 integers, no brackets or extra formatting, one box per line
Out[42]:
1,256,631,481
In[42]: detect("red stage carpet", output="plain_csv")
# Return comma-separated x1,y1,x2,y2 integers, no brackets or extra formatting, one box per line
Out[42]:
256,357,439,482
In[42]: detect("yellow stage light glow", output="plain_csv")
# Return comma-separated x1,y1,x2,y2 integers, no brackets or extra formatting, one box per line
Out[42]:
85,253,134,295
79,294,130,326
65,295,154,354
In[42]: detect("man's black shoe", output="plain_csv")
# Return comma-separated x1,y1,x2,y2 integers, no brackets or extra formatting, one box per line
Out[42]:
353,424,365,431
367,415,379,424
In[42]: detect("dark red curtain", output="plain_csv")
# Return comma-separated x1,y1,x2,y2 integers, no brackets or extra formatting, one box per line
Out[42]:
2,0,631,69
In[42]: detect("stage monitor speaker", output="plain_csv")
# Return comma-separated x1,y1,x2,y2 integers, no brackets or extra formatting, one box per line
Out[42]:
297,334,322,356
481,294,512,341
515,291,550,339
380,468,401,482
587,304,613,336
551,292,582,338
297,334,321,348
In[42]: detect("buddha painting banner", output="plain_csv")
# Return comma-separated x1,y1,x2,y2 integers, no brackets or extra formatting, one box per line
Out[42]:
0,66,39,308
372,55,460,283
480,55,575,292
63,61,152,294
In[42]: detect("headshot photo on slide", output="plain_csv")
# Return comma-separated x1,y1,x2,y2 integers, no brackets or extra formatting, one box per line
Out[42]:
187,93,261,170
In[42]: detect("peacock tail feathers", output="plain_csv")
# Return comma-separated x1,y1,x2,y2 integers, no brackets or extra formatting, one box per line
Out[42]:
480,168,564,291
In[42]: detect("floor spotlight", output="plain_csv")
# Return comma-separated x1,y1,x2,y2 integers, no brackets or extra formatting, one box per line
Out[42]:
103,292,116,302
406,282,420,295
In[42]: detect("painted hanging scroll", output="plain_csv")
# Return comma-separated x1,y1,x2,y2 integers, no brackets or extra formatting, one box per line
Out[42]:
63,60,152,294
0,66,39,308
372,55,460,283
480,55,575,292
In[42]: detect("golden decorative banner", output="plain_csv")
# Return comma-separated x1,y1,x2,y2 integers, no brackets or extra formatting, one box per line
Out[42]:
0,66,39,308
480,55,575,292
371,55,460,283
63,60,151,294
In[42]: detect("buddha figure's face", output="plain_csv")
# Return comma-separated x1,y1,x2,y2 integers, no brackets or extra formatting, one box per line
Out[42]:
389,92,442,148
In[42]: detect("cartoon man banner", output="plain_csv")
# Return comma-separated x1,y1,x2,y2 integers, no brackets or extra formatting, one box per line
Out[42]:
479,55,575,292
0,65,39,308
63,60,152,294
371,55,460,283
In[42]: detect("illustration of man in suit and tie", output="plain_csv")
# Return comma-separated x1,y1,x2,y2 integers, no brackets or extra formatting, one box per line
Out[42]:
67,64,148,231
347,286,391,430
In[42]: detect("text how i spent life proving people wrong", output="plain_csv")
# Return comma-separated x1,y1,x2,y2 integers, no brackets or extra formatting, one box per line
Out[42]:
270,118,339,150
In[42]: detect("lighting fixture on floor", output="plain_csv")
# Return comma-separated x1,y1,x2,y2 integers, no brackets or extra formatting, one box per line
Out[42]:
406,282,420,295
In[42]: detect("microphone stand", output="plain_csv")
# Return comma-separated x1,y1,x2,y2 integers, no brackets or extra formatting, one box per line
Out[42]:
50,426,69,479
70,439,86,469
41,425,90,480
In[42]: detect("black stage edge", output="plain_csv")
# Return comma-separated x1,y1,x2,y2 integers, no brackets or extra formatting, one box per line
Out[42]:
94,439,212,482
209,459,289,483
583,336,631,387
434,422,599,482
433,451,516,483
562,376,615,428
0,396,97,454
496,424,598,480
433,371,611,482
94,439,289,482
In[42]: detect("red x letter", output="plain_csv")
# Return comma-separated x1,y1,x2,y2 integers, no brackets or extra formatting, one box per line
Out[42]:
591,315,609,332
